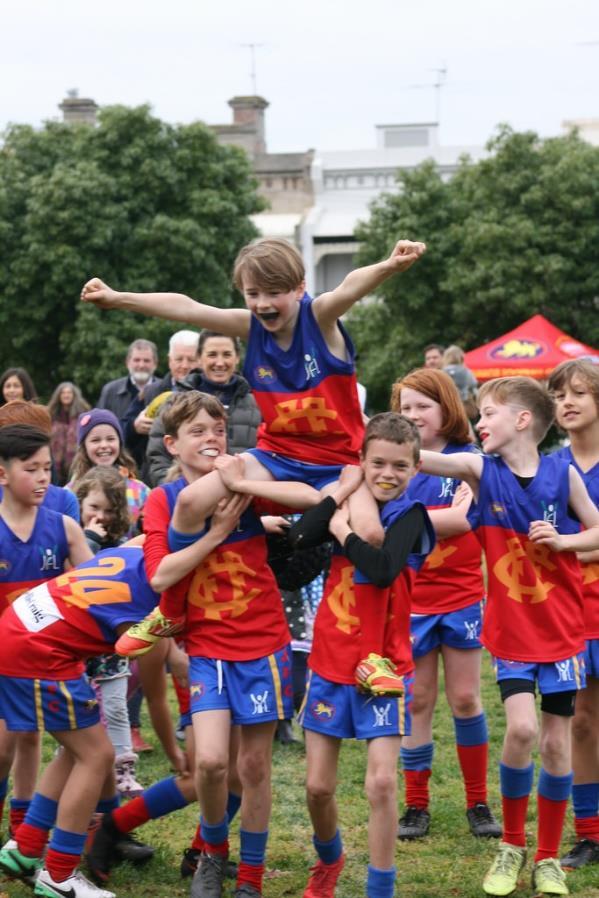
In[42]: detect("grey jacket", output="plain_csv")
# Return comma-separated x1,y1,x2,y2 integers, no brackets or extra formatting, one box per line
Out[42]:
145,373,261,486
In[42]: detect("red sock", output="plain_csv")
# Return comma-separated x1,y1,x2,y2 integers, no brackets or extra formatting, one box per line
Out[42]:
535,794,568,861
192,823,206,852
356,588,390,659
15,822,49,858
456,742,488,808
501,795,529,848
237,861,265,892
404,769,431,809
45,848,79,883
575,815,599,842
9,805,27,834
206,839,229,858
112,797,150,833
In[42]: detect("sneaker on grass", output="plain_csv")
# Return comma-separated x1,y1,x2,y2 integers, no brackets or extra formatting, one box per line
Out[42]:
398,806,430,840
531,857,569,896
190,852,227,898
303,854,345,898
466,802,502,838
482,842,526,896
560,838,599,870
34,867,115,898
0,838,42,884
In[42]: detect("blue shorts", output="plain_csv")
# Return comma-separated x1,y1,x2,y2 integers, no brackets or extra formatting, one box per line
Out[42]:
299,670,413,740
246,449,342,491
189,645,294,726
494,653,586,694
178,711,192,730
584,639,599,680
411,601,483,658
0,674,100,733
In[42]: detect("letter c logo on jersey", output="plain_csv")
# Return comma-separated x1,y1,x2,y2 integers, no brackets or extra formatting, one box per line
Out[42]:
327,566,359,634
493,536,557,604
188,550,261,619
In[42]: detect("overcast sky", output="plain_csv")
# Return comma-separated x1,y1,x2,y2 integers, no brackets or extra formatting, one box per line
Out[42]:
2,0,598,154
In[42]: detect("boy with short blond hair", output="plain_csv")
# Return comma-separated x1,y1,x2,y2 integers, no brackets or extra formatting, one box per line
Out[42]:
418,375,599,897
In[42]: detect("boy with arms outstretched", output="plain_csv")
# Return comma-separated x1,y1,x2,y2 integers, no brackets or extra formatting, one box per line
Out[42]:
82,238,425,691
418,376,599,898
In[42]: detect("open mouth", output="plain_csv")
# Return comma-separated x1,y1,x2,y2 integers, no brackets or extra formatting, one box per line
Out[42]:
377,482,397,491
257,312,279,322
200,449,220,457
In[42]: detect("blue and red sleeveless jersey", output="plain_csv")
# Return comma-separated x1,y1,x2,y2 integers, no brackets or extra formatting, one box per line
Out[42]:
242,294,364,465
309,494,435,684
473,454,584,662
0,507,69,612
407,443,484,614
146,478,290,661
553,445,599,639
0,484,80,522
0,547,159,678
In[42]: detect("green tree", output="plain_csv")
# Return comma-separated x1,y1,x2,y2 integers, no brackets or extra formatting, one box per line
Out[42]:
0,105,264,400
351,126,599,411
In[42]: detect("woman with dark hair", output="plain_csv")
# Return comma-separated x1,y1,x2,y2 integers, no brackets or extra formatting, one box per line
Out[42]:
47,382,90,485
0,367,37,405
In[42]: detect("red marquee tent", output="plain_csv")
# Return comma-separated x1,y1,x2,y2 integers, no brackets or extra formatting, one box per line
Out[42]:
464,315,599,382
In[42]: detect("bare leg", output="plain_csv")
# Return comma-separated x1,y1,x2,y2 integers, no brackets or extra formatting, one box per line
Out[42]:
192,710,230,824
402,650,439,748
366,736,401,869
305,730,341,840
237,722,276,831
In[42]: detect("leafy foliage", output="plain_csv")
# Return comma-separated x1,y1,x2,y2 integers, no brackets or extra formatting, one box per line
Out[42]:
0,106,264,400
351,126,599,411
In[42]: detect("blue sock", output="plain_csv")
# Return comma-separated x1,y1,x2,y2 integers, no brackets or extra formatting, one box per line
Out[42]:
96,795,120,814
538,768,573,802
144,776,188,818
454,712,488,746
572,783,599,819
10,798,30,813
24,794,58,830
400,742,434,771
227,791,241,824
0,777,8,801
240,829,268,865
367,865,396,898
48,827,86,856
201,815,229,847
313,830,343,865
500,762,534,798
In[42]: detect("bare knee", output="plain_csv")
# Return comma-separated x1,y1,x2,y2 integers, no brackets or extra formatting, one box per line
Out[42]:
306,775,336,808
572,706,596,744
449,690,481,719
365,768,396,807
539,731,570,769
197,753,229,785
506,719,538,754
237,750,269,790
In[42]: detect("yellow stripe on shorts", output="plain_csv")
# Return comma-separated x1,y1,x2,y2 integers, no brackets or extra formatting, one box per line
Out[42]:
34,679,44,731
397,690,405,735
59,681,77,730
268,655,284,718
297,670,311,725
573,654,582,689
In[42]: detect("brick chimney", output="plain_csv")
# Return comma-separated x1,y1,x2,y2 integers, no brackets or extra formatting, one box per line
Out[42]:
228,96,269,155
59,90,98,126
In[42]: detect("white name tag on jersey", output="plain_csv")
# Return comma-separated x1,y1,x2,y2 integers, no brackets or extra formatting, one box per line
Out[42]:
13,583,64,632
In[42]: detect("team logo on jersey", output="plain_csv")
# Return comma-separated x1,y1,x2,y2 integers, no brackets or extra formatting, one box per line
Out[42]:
84,699,99,713
0,559,11,574
254,365,277,384
493,536,557,604
270,397,338,433
327,566,359,634
424,542,457,570
464,619,480,641
188,550,261,619
490,503,506,518
311,700,335,719
372,703,391,728
541,501,558,527
250,690,269,715
555,660,573,682
190,683,204,698
438,477,455,499
304,351,321,381
39,546,60,572
490,339,544,360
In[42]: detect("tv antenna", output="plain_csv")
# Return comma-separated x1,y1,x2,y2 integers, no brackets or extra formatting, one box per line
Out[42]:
240,43,265,95
406,64,448,125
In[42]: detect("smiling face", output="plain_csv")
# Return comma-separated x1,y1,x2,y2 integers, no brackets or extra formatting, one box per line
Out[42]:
361,438,420,504
169,342,200,384
553,375,599,435
476,396,526,455
2,375,24,403
59,385,75,407
398,386,446,451
242,279,304,342
199,336,239,385
127,347,157,386
0,446,52,506
165,408,227,479
84,424,120,467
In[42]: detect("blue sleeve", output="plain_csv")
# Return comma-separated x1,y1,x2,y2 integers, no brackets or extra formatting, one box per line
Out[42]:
167,523,208,551
63,489,80,523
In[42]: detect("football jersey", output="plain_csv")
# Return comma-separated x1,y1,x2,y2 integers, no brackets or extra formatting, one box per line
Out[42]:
554,445,599,639
151,478,290,661
473,454,584,662
0,484,79,522
309,494,435,684
243,294,364,466
0,506,69,612
0,546,159,679
408,443,484,614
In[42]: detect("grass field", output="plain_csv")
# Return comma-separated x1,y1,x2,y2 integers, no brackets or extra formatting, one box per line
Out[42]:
4,653,599,898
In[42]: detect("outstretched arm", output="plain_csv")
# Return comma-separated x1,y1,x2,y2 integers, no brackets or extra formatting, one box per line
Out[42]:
214,454,321,509
81,278,251,340
312,239,426,328
420,450,483,494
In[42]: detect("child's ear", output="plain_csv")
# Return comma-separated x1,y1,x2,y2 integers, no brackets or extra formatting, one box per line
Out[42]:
516,409,532,432
295,281,306,299
0,463,8,487
163,434,179,458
